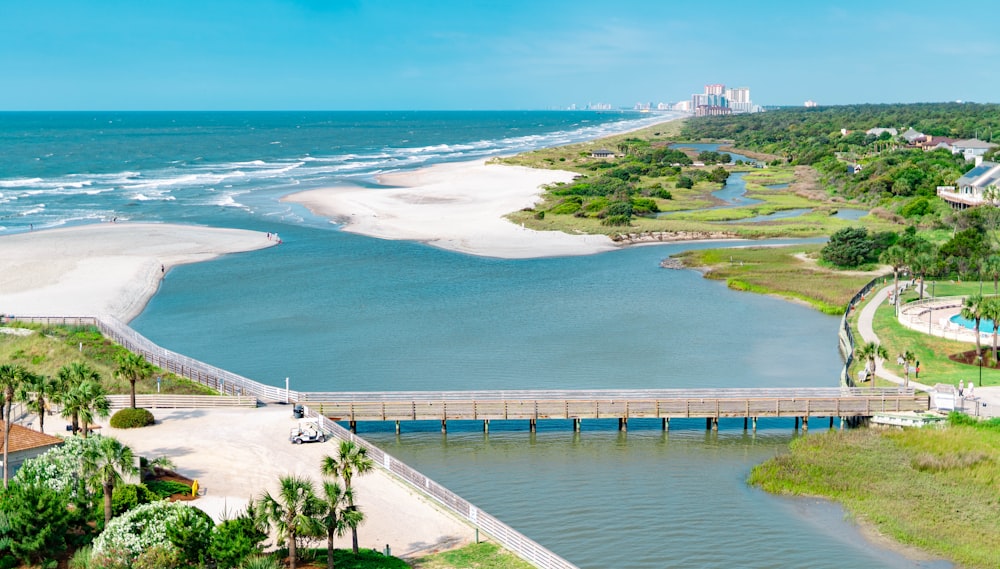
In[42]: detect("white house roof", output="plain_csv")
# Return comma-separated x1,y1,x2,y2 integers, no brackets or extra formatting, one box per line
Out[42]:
952,138,996,150
902,127,924,142
956,162,1000,189
866,127,898,136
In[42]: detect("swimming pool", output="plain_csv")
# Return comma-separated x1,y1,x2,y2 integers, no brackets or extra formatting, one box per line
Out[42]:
950,313,998,334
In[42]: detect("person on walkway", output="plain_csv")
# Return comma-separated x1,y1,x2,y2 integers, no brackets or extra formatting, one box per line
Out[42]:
967,382,975,399
958,380,964,397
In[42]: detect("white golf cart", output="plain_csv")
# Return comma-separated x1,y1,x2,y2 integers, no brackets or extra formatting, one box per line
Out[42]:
289,418,326,444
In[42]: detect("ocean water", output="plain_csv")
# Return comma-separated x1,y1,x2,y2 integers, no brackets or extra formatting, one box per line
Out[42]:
1,112,946,568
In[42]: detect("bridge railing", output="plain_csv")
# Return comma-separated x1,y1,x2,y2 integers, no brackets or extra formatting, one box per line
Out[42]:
304,406,580,569
298,386,913,402
839,275,885,387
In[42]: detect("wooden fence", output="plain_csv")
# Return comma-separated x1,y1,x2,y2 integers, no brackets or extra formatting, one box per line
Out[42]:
106,394,258,409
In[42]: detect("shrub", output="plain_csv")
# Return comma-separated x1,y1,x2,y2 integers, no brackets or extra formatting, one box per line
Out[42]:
631,197,660,214
111,484,160,517
1,481,72,565
549,201,581,215
675,176,694,189
166,506,213,566
110,408,155,429
210,507,268,569
653,188,673,200
13,435,103,498
92,501,199,563
145,480,192,499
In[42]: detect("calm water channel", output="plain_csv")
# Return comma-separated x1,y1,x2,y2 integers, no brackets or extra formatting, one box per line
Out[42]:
133,223,947,569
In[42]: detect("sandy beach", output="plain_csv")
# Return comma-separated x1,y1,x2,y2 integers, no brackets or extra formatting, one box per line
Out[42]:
284,159,619,259
0,223,276,321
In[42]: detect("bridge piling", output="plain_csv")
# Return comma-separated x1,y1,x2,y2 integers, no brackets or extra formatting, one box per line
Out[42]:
618,417,627,432
395,420,400,434
529,419,536,432
441,419,447,434
573,418,581,432
484,419,490,433
662,418,668,431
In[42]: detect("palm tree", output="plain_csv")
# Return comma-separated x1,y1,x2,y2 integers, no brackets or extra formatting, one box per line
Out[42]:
984,255,1000,295
0,363,35,488
855,341,888,387
63,380,110,438
880,244,909,315
315,481,362,569
15,372,58,434
321,441,374,554
256,475,322,569
982,296,1000,363
961,294,988,361
56,362,101,434
901,350,916,388
114,351,154,409
909,249,937,300
83,435,138,526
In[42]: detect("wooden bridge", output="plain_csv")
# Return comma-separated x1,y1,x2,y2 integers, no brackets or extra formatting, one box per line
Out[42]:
296,387,930,433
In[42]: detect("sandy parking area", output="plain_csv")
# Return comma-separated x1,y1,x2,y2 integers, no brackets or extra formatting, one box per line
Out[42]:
46,406,472,558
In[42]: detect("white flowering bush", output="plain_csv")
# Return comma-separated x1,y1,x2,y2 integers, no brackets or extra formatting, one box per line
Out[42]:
91,501,196,561
12,434,102,498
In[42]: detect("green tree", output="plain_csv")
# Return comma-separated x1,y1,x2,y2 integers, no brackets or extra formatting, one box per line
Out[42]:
983,254,1000,295
855,341,888,386
961,294,988,361
114,351,154,409
15,372,57,435
83,435,138,526
56,362,101,435
64,379,111,438
1,481,72,565
0,364,34,488
165,505,213,566
256,475,322,569
209,504,268,569
940,227,990,278
880,244,909,315
321,441,374,555
315,481,362,569
822,227,877,268
982,296,1000,363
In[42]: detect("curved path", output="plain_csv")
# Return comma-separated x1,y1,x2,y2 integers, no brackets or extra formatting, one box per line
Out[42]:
857,284,999,417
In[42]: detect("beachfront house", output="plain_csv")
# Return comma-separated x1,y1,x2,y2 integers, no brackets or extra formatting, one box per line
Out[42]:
590,149,616,159
902,127,926,144
0,421,63,476
937,161,1000,209
866,127,898,137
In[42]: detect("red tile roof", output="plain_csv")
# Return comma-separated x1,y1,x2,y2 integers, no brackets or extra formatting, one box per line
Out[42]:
0,421,64,453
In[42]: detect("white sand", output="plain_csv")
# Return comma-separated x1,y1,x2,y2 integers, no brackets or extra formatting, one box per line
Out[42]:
284,159,618,259
0,223,276,321
41,407,472,558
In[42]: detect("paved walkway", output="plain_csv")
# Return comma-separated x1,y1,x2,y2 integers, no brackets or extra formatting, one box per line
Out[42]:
856,284,999,418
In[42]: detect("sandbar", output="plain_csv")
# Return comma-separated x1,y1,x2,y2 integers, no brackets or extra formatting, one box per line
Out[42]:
0,223,276,321
284,159,618,259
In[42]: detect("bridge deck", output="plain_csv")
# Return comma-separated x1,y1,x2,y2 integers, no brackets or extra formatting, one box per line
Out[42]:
299,388,930,423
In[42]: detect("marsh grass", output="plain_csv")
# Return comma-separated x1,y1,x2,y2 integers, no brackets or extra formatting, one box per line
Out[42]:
749,419,1000,568
0,322,215,395
675,245,875,315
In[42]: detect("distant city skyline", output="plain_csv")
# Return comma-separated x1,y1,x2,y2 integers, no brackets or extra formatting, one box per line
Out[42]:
1,0,995,111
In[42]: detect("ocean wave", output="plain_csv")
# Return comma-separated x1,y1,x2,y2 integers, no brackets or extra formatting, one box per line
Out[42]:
130,193,177,201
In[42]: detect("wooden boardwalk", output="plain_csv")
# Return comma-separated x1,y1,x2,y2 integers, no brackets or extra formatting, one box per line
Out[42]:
297,387,930,432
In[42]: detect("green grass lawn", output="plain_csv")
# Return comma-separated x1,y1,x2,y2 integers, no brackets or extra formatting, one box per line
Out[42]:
411,542,536,569
749,416,1000,569
848,284,1000,389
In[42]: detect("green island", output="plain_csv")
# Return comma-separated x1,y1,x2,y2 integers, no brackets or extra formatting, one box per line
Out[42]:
502,102,1000,568
0,325,532,569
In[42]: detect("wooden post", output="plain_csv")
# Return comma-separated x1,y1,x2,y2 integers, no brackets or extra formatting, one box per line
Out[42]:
802,417,809,431
349,421,357,433
706,417,713,430
743,417,748,430
529,418,536,433
829,416,834,429
573,418,581,432
619,417,627,432
395,420,400,434
662,418,669,431
713,417,719,431
840,416,845,430
441,419,447,434
484,419,489,433
752,417,757,431
794,417,800,430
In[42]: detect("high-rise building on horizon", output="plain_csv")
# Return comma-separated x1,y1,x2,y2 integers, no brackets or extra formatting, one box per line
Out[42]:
691,83,760,116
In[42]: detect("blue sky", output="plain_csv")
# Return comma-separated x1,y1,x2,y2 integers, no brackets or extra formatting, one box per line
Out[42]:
1,0,995,110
